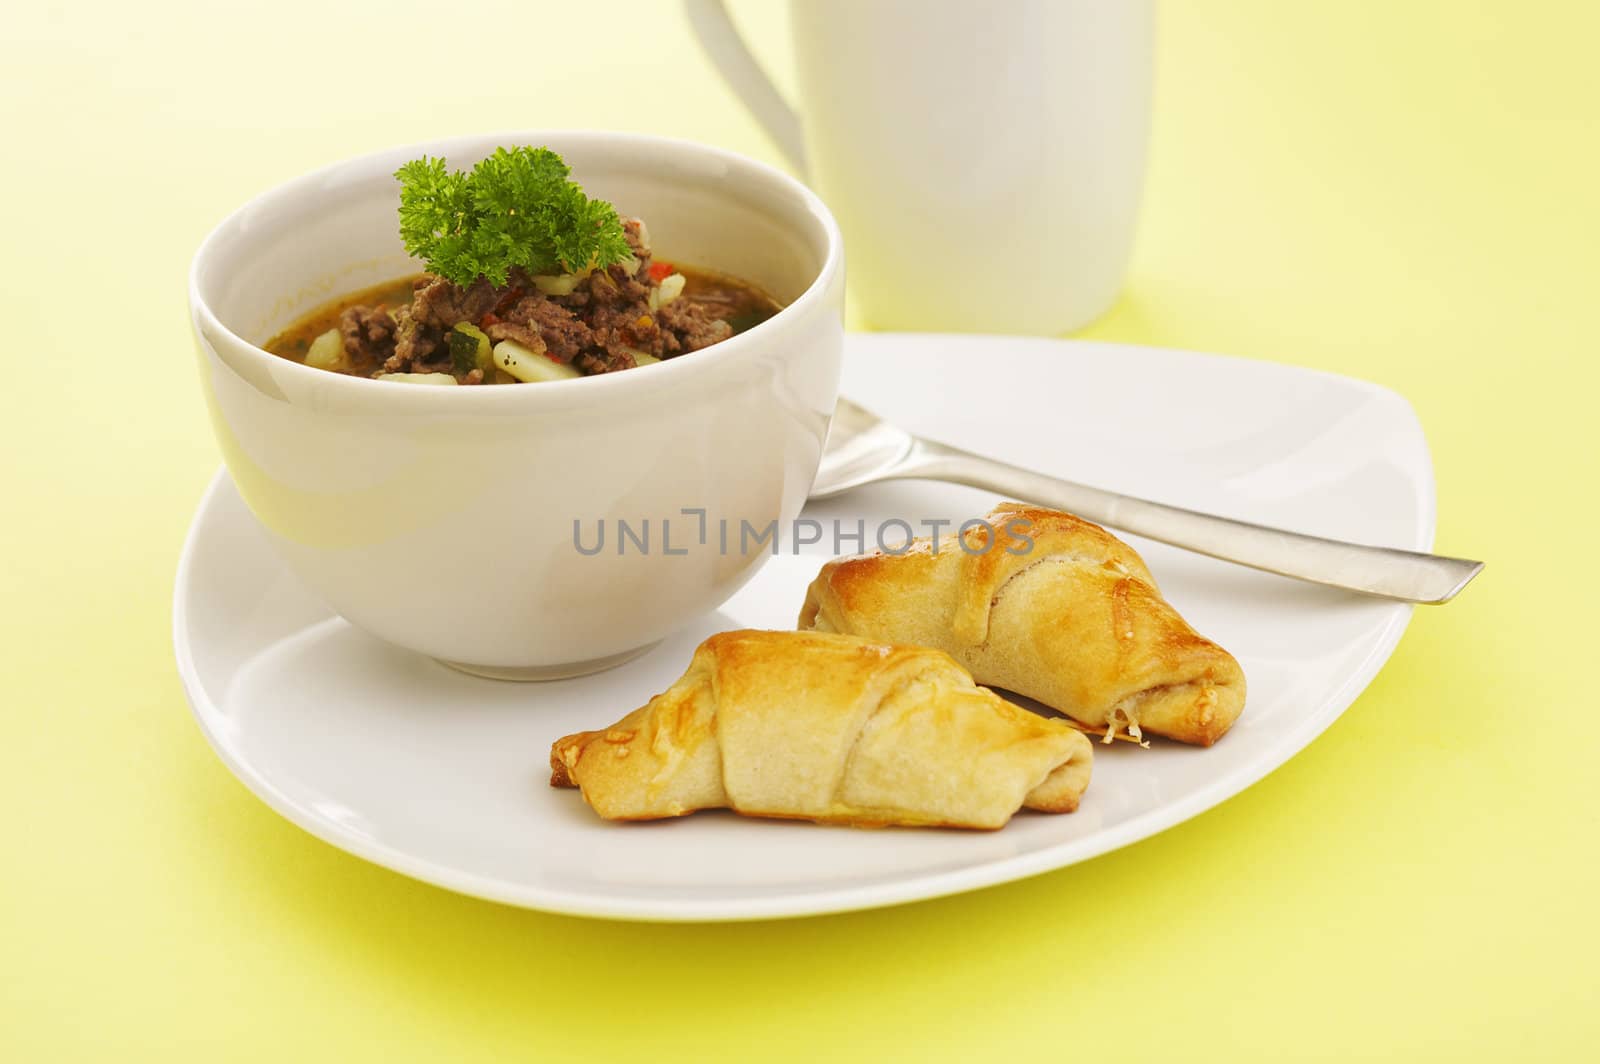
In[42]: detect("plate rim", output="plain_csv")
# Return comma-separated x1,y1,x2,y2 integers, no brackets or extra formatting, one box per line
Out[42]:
173,335,1433,922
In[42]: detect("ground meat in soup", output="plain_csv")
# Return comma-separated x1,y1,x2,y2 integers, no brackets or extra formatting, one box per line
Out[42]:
264,217,783,384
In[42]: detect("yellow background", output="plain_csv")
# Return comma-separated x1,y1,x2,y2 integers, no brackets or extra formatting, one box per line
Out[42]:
3,1,1595,1059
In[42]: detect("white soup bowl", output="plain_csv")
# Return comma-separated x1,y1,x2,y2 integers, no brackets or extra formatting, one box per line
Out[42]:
189,131,844,678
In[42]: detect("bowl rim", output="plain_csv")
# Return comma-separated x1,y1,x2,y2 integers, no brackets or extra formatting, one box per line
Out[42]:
188,129,844,407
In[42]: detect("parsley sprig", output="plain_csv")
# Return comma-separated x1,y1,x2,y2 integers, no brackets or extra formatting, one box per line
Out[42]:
395,147,632,287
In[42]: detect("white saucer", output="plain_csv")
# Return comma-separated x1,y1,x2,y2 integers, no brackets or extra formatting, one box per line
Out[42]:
174,333,1433,921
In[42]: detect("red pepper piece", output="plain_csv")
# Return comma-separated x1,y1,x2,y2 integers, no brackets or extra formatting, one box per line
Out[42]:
494,286,524,314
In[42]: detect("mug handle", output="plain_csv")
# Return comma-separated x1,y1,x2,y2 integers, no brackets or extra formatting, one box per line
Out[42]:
683,0,809,176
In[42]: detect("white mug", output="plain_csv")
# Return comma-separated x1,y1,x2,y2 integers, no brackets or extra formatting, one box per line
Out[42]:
686,0,1153,335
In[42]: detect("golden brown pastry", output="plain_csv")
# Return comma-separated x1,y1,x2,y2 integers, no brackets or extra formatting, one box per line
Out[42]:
550,629,1093,829
799,503,1246,746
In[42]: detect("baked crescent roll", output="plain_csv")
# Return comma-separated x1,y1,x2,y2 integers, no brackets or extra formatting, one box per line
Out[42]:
550,629,1093,829
798,504,1246,746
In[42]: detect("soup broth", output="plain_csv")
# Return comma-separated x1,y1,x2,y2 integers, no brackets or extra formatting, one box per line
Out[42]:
265,261,782,384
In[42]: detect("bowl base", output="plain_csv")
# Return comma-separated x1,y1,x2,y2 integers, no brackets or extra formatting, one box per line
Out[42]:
436,642,659,682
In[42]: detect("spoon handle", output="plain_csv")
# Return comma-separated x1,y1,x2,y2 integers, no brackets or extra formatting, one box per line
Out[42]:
898,440,1482,604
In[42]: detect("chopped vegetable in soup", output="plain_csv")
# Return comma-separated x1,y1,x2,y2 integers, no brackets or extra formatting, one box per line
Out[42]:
266,260,780,383
263,146,783,384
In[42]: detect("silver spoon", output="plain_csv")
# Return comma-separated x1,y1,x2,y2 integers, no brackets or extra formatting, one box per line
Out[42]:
809,398,1483,604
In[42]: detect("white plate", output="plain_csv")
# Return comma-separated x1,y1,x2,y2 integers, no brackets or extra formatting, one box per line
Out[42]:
174,333,1433,921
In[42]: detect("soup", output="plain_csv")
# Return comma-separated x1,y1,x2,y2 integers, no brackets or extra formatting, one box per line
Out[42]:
265,147,787,385
266,238,782,386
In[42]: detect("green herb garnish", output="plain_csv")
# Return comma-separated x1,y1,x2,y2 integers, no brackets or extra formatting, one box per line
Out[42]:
395,146,632,287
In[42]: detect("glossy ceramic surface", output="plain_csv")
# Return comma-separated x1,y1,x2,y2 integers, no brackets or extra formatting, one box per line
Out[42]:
175,333,1433,921
188,131,845,675
687,0,1152,333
